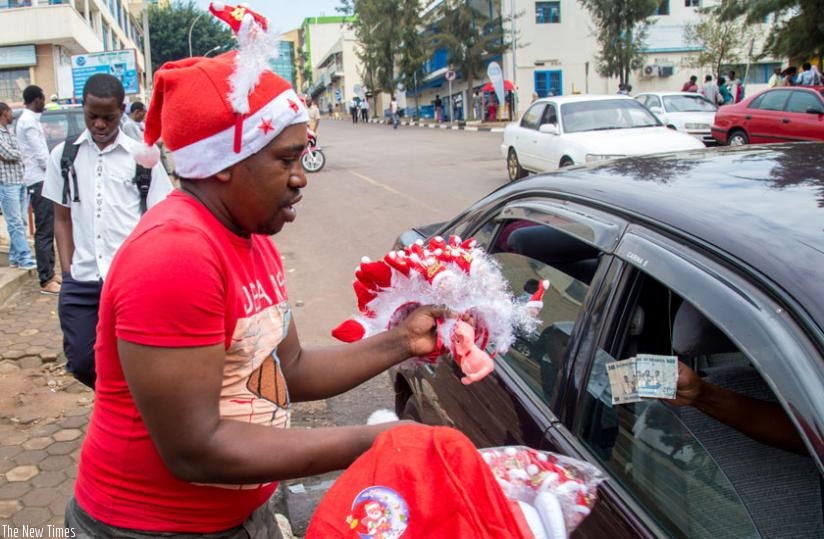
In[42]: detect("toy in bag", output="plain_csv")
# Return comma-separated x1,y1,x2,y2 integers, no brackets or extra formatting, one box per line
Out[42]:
331,235,547,384
480,446,606,539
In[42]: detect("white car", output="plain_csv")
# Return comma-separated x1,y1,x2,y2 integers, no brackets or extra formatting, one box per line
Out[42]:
501,95,704,181
635,91,717,145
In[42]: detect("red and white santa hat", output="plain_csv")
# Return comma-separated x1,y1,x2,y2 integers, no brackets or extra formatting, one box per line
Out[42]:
136,2,308,179
526,279,550,310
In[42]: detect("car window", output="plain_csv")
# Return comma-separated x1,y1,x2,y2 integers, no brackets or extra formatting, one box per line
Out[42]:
540,104,557,125
561,99,660,133
786,90,824,113
40,115,72,151
520,103,546,130
577,270,822,538
662,94,716,112
750,90,790,111
483,219,602,406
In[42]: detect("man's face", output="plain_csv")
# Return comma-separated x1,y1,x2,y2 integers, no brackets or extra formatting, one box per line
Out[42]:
227,123,308,236
84,94,124,149
33,96,46,113
132,109,146,123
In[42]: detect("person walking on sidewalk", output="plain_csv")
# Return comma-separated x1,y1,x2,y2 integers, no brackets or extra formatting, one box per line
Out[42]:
63,5,448,537
0,102,37,271
390,95,399,129
16,85,60,295
360,97,369,122
42,74,173,389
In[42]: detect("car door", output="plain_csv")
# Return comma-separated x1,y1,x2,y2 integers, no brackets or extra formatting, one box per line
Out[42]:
533,103,562,171
544,224,824,538
781,89,824,141
513,103,546,171
745,89,792,143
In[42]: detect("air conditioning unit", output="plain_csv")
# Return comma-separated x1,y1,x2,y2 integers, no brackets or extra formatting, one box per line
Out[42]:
658,65,674,77
641,64,657,77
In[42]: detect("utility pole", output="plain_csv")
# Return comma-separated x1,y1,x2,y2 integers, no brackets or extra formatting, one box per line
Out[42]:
142,0,153,100
510,0,517,115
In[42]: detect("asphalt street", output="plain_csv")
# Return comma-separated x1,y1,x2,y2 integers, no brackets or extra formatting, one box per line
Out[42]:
0,117,509,537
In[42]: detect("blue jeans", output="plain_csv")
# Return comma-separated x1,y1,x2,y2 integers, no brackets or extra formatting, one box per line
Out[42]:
0,183,34,267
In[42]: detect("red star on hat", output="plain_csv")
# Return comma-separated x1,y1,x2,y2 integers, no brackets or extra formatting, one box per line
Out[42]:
288,99,300,112
258,118,274,134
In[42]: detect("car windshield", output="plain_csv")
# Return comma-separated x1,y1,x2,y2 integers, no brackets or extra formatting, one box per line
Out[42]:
662,94,716,112
561,99,661,133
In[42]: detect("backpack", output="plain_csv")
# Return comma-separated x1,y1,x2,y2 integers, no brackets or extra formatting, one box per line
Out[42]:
60,134,152,215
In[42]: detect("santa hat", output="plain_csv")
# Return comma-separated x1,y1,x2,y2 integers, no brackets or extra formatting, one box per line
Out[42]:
136,2,308,179
526,280,550,310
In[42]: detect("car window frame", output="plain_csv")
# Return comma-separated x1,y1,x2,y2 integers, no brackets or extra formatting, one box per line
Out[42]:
785,89,824,114
520,102,547,130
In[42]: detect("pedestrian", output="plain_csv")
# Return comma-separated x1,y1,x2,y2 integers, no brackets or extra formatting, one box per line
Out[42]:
717,76,733,105
768,66,782,88
782,66,798,86
699,74,720,105
454,92,463,121
727,70,744,103
0,102,36,272
350,97,359,124
390,94,399,129
306,96,320,134
327,102,333,118
360,98,369,123
120,100,146,141
681,75,698,92
42,74,173,389
44,94,60,111
434,94,442,122
797,62,821,86
16,85,60,295
473,90,482,121
486,92,498,121
62,5,447,536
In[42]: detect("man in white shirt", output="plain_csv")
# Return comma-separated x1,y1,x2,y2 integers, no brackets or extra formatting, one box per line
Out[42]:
121,101,146,141
16,85,60,295
43,74,173,389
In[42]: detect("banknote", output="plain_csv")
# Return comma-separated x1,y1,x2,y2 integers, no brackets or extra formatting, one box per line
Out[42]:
635,354,677,399
605,358,641,405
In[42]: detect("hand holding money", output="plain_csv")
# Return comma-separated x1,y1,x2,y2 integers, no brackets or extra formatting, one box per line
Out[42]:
670,361,705,407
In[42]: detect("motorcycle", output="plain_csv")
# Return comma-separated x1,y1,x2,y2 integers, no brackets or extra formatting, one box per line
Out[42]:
301,129,326,173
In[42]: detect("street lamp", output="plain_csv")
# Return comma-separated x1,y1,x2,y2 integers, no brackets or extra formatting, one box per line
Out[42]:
142,0,153,99
509,0,518,115
188,12,204,57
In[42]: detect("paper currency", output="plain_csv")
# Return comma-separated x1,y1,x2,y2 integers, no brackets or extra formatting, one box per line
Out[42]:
635,354,677,399
605,358,641,405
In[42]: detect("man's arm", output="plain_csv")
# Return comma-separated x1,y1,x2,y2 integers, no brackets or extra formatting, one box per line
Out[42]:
0,133,21,162
21,122,49,172
673,361,806,454
53,204,75,276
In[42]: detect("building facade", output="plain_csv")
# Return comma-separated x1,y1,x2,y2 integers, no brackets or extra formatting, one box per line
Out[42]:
0,0,155,105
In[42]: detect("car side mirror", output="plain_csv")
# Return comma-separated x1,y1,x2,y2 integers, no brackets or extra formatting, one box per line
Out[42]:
539,123,559,135
650,106,664,115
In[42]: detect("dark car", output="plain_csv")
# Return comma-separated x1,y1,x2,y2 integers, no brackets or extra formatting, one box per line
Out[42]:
711,86,824,146
12,106,85,151
389,143,824,538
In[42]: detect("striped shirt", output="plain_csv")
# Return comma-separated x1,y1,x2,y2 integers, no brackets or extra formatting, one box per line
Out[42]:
0,125,24,185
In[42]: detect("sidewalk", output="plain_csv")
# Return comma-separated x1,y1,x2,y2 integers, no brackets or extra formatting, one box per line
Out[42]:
0,217,309,537
336,115,509,132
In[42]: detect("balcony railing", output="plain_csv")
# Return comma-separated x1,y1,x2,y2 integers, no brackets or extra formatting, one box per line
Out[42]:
0,0,70,8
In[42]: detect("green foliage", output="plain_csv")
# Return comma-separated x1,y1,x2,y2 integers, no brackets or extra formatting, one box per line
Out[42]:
148,0,233,73
683,6,756,78
717,0,824,67
577,0,659,84
429,0,513,96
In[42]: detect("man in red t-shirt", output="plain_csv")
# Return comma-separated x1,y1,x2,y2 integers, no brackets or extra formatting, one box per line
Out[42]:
65,4,447,537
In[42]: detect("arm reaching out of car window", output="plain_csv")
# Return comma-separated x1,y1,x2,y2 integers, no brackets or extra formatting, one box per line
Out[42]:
672,361,806,455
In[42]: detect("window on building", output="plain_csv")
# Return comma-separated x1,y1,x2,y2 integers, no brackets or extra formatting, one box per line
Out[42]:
684,0,700,6
102,21,110,51
655,0,670,15
535,70,562,97
0,68,30,102
536,1,560,23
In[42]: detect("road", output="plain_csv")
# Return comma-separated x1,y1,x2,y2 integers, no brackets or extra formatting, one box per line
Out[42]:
280,119,507,424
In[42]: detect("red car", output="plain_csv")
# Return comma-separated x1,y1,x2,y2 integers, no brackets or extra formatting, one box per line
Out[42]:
711,86,824,145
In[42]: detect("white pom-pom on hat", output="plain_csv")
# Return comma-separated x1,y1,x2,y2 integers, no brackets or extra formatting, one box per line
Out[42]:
134,143,160,168
367,409,399,425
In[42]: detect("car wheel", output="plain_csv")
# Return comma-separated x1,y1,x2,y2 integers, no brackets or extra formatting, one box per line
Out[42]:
728,129,749,146
400,397,422,422
559,156,574,167
507,148,527,181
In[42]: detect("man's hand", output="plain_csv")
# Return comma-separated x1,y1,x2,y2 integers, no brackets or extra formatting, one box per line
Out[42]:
671,361,704,407
396,305,453,358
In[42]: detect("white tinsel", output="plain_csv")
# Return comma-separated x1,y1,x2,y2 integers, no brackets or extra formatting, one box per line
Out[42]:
228,13,282,114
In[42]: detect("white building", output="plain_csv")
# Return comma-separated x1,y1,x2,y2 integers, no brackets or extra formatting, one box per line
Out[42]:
0,0,153,105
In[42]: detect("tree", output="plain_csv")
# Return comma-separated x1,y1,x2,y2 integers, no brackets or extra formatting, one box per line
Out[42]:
428,0,513,101
683,6,757,78
148,1,233,73
717,0,824,69
395,0,429,118
577,0,659,85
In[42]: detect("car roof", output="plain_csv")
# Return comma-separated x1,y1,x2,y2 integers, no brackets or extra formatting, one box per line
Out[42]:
534,94,636,105
508,143,824,332
635,91,708,97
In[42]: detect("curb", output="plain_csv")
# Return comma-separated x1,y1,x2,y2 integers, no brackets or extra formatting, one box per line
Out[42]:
366,118,505,133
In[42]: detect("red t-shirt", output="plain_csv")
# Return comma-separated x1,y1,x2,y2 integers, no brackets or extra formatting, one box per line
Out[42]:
75,191,292,532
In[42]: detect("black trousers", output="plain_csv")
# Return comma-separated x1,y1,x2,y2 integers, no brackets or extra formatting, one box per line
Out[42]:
58,275,102,389
26,181,56,286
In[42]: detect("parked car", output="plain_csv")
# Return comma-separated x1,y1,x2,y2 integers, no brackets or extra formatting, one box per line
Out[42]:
390,143,824,538
711,86,824,145
500,95,704,182
12,106,85,151
634,91,717,145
